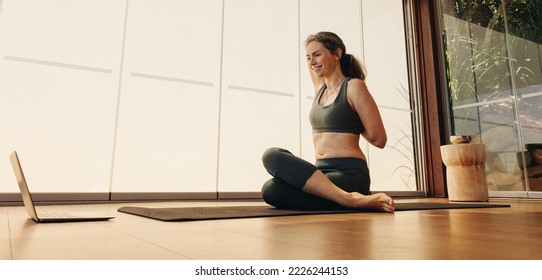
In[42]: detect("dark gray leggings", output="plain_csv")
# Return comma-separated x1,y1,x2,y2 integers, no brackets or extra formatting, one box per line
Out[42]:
261,147,371,210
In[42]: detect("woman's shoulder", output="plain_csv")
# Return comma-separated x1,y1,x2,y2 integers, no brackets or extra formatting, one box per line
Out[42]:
345,77,365,87
345,78,368,95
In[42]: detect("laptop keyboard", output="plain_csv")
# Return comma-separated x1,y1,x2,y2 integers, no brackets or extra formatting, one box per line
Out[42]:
39,212,77,218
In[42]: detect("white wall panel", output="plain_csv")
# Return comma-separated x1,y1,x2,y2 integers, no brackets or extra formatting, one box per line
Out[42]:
111,0,222,193
0,59,119,193
1,0,125,69
111,78,220,192
0,0,125,193
222,0,299,93
368,109,417,191
362,1,410,109
219,0,299,192
121,0,223,83
362,1,416,191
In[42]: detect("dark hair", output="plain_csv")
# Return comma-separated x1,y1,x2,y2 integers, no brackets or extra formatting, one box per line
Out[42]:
305,31,367,80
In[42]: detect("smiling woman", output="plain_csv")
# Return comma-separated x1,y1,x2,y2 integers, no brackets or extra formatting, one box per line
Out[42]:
260,32,394,212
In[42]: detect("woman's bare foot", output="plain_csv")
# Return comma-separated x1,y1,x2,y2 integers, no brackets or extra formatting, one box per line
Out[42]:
343,192,395,212
302,170,395,212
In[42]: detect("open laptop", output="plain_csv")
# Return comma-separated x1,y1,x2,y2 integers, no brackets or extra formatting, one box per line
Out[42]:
9,151,115,223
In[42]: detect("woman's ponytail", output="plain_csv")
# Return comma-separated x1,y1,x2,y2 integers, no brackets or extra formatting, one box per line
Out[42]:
341,53,367,80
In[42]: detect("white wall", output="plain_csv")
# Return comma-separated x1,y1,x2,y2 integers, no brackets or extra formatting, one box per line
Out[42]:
0,0,125,194
0,0,415,199
111,0,223,194
219,0,300,192
361,1,416,190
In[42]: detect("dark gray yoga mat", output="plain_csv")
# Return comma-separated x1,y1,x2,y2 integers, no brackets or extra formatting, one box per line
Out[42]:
117,202,510,222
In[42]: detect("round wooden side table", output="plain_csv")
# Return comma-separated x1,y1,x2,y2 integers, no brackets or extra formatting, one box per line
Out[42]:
440,143,489,202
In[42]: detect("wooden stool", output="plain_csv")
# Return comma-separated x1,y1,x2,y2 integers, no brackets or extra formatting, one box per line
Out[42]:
440,144,489,202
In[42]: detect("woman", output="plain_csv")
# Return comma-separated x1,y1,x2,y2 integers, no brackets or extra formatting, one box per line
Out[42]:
261,31,395,212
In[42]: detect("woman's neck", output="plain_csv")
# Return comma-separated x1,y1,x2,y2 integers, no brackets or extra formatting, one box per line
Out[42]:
323,74,346,91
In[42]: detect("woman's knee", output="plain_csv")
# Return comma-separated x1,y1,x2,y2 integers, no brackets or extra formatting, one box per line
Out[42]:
262,147,291,161
262,147,291,173
261,179,279,205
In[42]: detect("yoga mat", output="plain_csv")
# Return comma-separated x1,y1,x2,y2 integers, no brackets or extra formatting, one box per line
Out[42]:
117,202,510,222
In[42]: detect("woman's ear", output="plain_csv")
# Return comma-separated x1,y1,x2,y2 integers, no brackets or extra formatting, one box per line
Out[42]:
335,49,343,60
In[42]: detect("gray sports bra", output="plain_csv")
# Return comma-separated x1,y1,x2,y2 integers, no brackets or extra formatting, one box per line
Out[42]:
309,77,365,134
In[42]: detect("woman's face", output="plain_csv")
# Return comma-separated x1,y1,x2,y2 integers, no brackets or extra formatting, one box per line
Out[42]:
532,148,542,165
306,41,338,78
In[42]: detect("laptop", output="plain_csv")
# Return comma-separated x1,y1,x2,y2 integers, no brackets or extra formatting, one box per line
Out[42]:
9,151,115,223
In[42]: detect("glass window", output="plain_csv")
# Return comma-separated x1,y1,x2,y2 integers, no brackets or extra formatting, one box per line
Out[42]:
439,0,542,196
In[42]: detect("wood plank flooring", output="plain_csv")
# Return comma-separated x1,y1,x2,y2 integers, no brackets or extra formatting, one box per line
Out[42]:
1,198,542,260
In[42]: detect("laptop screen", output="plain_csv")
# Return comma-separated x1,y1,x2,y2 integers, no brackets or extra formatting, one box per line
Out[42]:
9,151,40,221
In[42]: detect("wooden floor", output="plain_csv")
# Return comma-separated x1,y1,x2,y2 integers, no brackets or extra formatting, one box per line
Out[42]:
1,198,542,260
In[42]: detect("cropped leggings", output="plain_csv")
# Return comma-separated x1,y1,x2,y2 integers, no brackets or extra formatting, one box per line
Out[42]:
261,147,371,210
